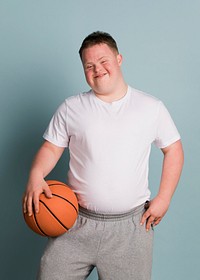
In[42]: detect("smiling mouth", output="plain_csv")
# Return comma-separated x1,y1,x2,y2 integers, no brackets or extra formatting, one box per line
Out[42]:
94,73,107,79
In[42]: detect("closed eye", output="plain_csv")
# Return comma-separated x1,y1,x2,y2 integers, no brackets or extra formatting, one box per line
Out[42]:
85,65,93,70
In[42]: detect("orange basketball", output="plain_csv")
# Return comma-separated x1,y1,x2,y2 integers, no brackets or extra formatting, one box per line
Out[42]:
23,180,79,237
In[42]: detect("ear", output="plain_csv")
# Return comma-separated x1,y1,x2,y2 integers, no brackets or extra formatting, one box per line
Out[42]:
117,54,123,66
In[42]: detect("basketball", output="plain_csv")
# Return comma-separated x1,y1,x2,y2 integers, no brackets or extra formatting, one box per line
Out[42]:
23,180,79,237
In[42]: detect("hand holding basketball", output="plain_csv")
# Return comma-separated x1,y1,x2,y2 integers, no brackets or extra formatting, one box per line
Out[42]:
23,180,79,237
23,178,52,216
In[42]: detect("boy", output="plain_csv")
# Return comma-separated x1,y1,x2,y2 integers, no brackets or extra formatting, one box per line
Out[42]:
23,31,184,279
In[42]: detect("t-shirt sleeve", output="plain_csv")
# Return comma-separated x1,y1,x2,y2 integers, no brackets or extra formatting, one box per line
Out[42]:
43,101,69,147
154,101,181,149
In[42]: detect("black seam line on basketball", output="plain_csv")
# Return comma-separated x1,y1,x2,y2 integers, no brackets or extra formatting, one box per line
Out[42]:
33,211,48,236
48,183,66,187
52,193,78,213
39,200,69,231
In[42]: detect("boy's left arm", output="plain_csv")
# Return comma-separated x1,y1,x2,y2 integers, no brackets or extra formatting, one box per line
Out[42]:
141,139,184,231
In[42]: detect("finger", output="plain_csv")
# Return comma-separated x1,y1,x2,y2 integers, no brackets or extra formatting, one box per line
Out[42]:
33,192,40,214
146,216,156,231
33,185,52,214
140,210,151,225
27,195,33,216
23,194,28,213
43,185,53,198
154,218,162,226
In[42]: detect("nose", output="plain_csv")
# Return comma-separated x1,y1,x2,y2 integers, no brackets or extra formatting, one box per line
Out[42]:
94,64,102,73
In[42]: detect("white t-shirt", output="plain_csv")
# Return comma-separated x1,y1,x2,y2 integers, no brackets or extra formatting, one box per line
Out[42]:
43,86,180,213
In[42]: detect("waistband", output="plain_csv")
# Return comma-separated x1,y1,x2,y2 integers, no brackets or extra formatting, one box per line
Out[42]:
79,202,146,222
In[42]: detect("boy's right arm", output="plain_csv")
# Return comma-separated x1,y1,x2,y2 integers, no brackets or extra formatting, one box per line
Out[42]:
23,140,65,216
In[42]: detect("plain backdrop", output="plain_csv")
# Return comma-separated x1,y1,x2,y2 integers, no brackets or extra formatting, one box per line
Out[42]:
0,1,199,279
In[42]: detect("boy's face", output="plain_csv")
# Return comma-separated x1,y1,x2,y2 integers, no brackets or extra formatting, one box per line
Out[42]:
81,43,123,98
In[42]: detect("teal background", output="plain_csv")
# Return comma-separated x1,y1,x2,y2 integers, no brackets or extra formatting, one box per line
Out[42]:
0,1,199,279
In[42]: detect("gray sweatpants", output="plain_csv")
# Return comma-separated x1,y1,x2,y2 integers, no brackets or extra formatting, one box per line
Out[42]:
37,203,154,280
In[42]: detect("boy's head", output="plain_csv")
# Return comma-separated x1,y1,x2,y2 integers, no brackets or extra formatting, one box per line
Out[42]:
79,31,119,60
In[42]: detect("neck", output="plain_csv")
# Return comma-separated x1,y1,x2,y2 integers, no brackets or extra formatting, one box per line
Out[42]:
94,83,128,103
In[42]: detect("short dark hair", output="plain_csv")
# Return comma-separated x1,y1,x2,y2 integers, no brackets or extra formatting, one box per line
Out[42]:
79,31,119,59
